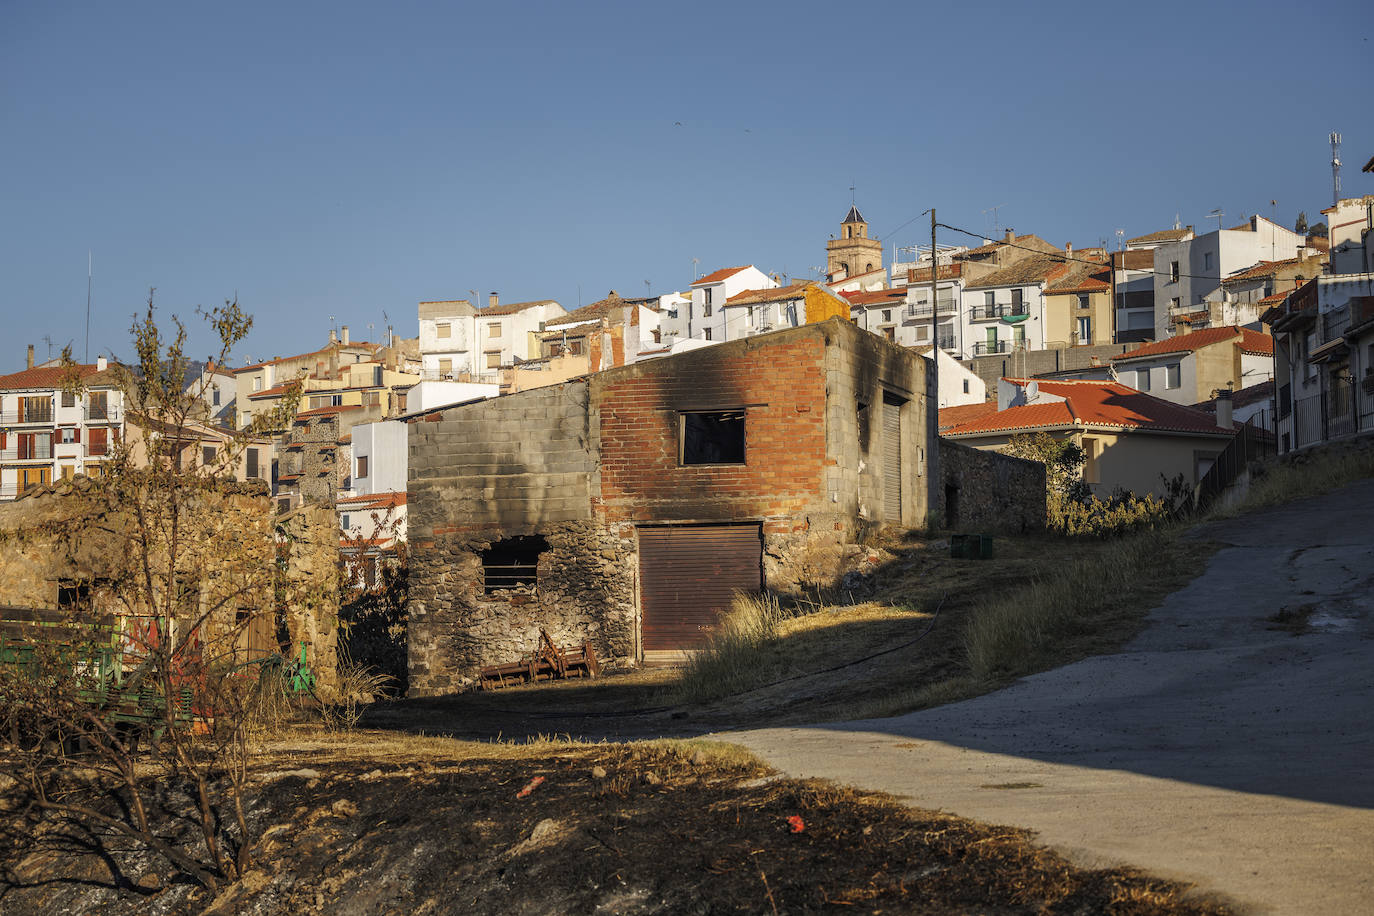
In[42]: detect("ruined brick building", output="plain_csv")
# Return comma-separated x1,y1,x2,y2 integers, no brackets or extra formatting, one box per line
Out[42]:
406,318,1042,695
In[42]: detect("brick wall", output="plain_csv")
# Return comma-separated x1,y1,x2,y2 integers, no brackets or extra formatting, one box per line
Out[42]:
937,438,1046,534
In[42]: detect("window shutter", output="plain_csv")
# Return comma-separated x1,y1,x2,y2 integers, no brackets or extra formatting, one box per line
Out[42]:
74,427,81,443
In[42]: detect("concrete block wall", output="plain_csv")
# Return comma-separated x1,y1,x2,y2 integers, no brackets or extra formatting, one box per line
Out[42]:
937,438,1046,534
964,343,1136,392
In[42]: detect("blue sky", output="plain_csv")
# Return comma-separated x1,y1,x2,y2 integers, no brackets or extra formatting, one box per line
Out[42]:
3,0,1371,367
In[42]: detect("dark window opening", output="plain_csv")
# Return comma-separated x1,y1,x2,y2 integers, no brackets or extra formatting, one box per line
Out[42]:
856,401,871,451
681,410,746,465
482,535,548,594
944,483,960,529
58,581,91,611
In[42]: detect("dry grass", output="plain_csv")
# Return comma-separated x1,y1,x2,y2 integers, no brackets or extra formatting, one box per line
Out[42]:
1211,438,1374,517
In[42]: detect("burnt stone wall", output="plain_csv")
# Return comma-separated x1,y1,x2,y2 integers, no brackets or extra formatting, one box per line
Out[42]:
937,438,1046,534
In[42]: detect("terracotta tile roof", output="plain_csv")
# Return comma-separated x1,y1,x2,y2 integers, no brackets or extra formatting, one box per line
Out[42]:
337,433,353,445
1112,326,1273,361
725,283,811,306
832,267,886,282
294,404,363,419
964,252,1071,290
1221,259,1298,284
1126,228,1192,245
1193,380,1273,412
477,299,559,317
543,293,631,329
945,379,1232,436
234,343,380,374
247,382,299,399
1045,262,1111,295
0,363,110,390
337,491,406,509
840,287,906,307
906,264,962,283
938,401,998,431
692,266,752,286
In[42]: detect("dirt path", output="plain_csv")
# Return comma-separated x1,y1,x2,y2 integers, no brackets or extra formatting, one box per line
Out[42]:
722,478,1374,915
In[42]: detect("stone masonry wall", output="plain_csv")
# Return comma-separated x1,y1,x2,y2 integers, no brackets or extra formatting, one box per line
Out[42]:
937,437,1046,534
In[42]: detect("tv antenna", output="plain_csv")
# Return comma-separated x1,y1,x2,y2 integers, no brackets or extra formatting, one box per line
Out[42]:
1115,228,1124,251
691,257,700,280
982,204,1007,235
1206,209,1225,231
42,335,54,362
644,280,651,297
84,251,92,364
1330,131,1342,206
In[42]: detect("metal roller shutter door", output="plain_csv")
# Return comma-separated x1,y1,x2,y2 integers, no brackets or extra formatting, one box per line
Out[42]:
883,398,902,522
638,524,763,651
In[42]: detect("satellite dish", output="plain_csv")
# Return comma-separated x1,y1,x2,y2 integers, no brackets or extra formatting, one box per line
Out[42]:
1026,380,1039,401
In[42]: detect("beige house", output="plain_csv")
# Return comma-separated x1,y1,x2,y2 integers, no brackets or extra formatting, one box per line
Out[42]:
942,377,1236,498
1044,258,1114,348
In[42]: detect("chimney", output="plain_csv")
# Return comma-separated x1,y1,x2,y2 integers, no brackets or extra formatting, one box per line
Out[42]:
96,356,107,372
1065,243,1073,260
27,344,34,369
1215,388,1234,430
329,328,338,344
1003,229,1014,244
489,292,499,310
341,325,350,344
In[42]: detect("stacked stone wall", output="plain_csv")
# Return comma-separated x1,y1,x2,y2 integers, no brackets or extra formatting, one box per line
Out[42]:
937,438,1046,534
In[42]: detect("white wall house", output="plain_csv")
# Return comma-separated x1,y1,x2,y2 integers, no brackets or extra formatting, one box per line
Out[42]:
961,253,1066,358
720,283,810,341
1323,195,1374,275
472,298,565,378
418,299,478,380
1152,216,1306,339
401,380,498,414
685,266,775,344
0,356,125,499
652,291,692,349
928,348,987,408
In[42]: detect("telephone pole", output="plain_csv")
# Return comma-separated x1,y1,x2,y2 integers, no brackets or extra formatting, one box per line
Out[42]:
928,208,941,529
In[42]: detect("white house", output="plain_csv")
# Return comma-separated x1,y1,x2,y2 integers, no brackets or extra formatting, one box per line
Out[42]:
1322,195,1374,275
961,252,1068,358
1149,216,1306,339
1109,326,1274,408
717,283,809,341
338,418,410,588
684,266,775,344
418,299,478,380
472,296,565,377
0,352,124,499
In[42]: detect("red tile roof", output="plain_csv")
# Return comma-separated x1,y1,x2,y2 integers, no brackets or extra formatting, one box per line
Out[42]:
1112,326,1273,361
1126,228,1192,245
234,342,381,374
944,379,1232,436
725,283,811,306
1045,262,1111,295
938,401,998,431
1193,380,1274,412
692,266,752,286
295,404,364,419
477,299,559,317
337,491,406,509
0,363,111,390
1221,259,1299,284
1112,249,1155,270
247,381,300,399
840,287,906,306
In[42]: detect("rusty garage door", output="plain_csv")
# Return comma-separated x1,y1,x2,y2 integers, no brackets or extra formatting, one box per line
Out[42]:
638,523,763,653
883,393,903,523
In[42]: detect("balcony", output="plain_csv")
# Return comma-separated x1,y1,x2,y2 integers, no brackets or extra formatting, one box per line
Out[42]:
905,300,958,320
972,341,1010,356
969,304,1028,321
84,404,121,423
1320,306,1350,344
0,443,54,462
0,406,54,425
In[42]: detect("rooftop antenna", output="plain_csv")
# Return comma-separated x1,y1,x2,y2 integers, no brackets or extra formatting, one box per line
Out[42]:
84,251,92,364
42,335,54,362
982,203,1007,235
1206,209,1225,231
692,257,700,280
644,280,651,298
1330,131,1342,206
1173,213,1181,230
1115,228,1124,251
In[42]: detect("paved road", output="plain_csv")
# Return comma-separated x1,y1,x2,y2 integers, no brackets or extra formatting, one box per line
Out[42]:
723,478,1374,915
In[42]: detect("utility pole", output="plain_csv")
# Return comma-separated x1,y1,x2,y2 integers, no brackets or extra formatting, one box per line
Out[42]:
928,208,941,530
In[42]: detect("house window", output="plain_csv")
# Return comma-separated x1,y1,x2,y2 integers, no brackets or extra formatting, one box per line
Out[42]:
341,513,351,530
568,340,584,356
983,291,995,310
704,328,712,341
1203,252,1213,271
357,455,369,478
1166,363,1181,389
58,427,78,444
482,535,547,594
1014,325,1026,347
703,288,713,316
488,323,501,338
202,445,216,466
437,322,452,339
19,395,53,423
962,379,970,394
19,467,51,492
1170,261,1180,283
485,352,501,369
1010,288,1025,314
362,390,380,406
1170,297,1180,312
1077,294,1090,310
882,327,895,341
60,464,75,480
915,325,929,341
253,376,263,391
309,394,343,409
1136,369,1151,391
86,427,108,457
438,358,452,376
396,392,407,413
1077,317,1091,342
681,410,746,465
62,391,76,408
882,309,892,323
246,448,259,479
212,387,221,406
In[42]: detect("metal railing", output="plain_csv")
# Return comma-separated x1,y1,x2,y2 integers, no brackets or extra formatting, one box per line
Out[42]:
0,407,54,425
85,404,121,422
972,340,1009,355
0,443,53,461
1320,307,1350,345
906,300,958,319
968,304,1028,321
1195,419,1273,510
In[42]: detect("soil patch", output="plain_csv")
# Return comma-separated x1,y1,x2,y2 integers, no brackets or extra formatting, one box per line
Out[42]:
1,731,1232,915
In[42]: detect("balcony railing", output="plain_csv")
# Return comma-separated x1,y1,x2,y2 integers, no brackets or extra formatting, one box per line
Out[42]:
972,341,1010,356
85,404,121,422
969,304,1028,321
0,407,54,425
906,300,958,320
1320,307,1350,345
0,443,54,461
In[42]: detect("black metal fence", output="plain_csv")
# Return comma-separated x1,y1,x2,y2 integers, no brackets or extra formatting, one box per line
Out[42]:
1195,419,1275,511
